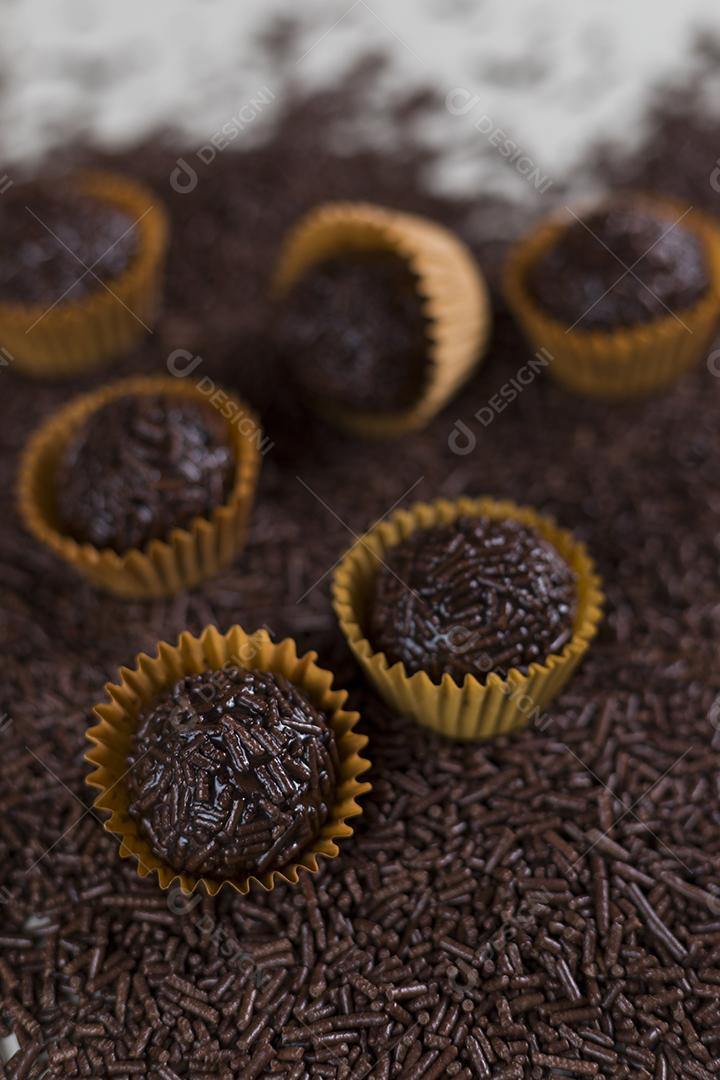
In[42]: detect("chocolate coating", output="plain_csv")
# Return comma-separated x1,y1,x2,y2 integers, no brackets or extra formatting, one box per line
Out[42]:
56,393,235,552
276,251,429,412
369,515,576,682
527,202,708,330
0,183,138,305
126,667,339,879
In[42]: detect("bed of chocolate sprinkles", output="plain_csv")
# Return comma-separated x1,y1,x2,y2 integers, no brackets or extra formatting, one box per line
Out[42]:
1,39,720,1079
56,393,235,552
127,667,338,879
368,515,576,682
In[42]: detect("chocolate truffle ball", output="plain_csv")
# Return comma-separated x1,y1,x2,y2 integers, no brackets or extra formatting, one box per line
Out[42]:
0,183,138,305
526,201,708,330
369,516,576,682
56,393,235,552
127,667,339,880
276,251,429,412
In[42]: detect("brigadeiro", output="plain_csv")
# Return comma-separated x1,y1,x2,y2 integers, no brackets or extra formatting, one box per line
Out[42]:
126,667,339,879
368,515,576,683
86,624,371,895
333,497,603,740
0,171,168,377
18,375,261,598
504,194,720,398
275,249,429,414
273,201,491,438
56,391,235,552
526,201,709,330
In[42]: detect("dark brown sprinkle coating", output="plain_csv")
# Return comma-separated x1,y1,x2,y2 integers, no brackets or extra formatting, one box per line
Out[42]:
0,182,137,305
2,42,720,1079
526,201,709,331
126,667,338,879
275,251,429,412
369,516,576,681
55,393,235,553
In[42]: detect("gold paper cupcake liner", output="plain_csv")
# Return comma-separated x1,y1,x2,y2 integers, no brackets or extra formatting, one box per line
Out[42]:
273,201,491,437
0,170,169,378
18,374,261,598
86,624,371,896
332,496,603,741
504,194,720,400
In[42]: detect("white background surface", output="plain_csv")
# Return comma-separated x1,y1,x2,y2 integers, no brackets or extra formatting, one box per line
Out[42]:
1,0,719,196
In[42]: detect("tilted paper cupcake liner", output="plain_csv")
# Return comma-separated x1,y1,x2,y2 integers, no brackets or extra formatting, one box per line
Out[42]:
18,375,261,598
0,170,169,378
273,201,491,437
504,194,720,400
86,624,371,896
332,496,603,741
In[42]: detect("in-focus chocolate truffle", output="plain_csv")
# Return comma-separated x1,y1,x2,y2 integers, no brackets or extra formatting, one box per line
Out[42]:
0,183,138,305
56,393,235,552
126,667,338,879
276,251,429,411
369,516,576,682
526,201,709,330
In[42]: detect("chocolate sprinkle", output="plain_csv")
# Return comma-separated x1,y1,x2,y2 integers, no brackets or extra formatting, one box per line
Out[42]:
369,515,576,681
56,393,235,552
127,667,338,879
1,40,720,1079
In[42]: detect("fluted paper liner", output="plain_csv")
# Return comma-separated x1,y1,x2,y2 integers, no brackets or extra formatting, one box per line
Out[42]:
18,375,261,598
504,195,720,399
332,496,603,740
273,201,491,437
0,170,168,378
85,624,371,896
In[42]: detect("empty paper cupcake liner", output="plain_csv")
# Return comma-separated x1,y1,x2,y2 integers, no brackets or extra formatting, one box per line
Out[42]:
0,170,168,378
332,496,603,741
85,623,372,896
504,194,720,399
273,201,491,437
18,374,261,598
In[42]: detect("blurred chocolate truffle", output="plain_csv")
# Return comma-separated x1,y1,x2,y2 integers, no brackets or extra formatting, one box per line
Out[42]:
369,515,576,682
56,392,234,552
0,182,138,305
526,200,708,330
275,251,429,411
126,666,339,879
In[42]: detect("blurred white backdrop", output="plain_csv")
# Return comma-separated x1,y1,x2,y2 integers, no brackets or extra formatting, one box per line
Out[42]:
1,0,719,195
